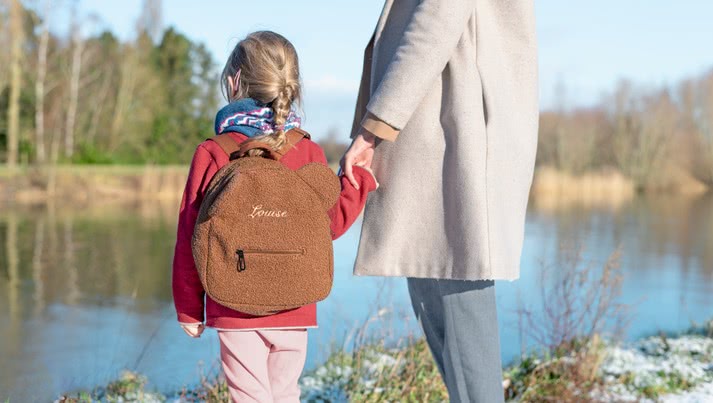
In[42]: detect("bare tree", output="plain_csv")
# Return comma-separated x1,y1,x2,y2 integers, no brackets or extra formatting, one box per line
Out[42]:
34,0,52,164
5,0,23,167
110,0,160,147
682,72,713,185
110,47,137,147
63,0,84,158
0,3,10,93
86,64,114,143
610,82,675,189
138,0,162,42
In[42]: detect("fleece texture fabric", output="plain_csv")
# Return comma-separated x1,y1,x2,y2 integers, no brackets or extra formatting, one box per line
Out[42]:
351,0,539,280
192,154,341,315
173,131,377,330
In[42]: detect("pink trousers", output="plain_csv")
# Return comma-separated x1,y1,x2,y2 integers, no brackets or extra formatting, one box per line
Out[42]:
218,329,308,403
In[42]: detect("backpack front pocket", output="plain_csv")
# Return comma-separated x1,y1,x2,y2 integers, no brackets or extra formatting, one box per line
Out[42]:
235,248,305,272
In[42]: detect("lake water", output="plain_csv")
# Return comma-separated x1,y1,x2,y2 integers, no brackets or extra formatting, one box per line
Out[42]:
1,193,712,401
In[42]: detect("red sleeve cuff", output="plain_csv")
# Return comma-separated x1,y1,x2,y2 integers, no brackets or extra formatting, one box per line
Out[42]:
351,165,378,191
177,311,204,324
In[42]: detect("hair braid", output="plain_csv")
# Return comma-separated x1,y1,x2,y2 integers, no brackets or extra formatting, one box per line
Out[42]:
222,31,302,158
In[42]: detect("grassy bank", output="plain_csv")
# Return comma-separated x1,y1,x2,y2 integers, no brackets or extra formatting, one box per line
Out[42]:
0,165,188,205
530,165,709,211
1,164,710,207
55,321,713,403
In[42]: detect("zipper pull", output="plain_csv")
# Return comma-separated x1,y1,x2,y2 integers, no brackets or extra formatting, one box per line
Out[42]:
236,250,246,272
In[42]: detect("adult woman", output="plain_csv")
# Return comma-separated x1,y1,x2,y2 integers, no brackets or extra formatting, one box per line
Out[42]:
341,1,538,401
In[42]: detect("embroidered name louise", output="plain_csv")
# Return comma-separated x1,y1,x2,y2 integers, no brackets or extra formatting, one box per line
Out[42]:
249,205,287,219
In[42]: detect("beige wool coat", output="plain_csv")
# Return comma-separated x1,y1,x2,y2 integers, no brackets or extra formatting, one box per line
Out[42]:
351,0,539,280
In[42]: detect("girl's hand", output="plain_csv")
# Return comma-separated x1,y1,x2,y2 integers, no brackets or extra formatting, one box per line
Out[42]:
180,323,205,338
340,130,376,190
360,166,379,190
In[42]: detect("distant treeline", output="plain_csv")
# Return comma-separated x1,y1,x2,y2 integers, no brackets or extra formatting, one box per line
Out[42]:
0,0,220,165
2,1,713,191
538,72,713,190
0,0,348,167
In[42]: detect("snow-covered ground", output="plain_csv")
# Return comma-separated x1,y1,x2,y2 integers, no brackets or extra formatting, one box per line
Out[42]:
600,334,713,402
57,327,713,402
661,382,713,403
300,328,713,402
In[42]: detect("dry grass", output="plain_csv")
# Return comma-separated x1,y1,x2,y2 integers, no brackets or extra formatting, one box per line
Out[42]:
0,164,187,204
508,246,630,402
519,246,628,353
530,166,636,211
505,336,608,403
176,362,231,402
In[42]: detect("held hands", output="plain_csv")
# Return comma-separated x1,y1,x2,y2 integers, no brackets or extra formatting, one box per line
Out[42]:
340,129,377,190
180,323,205,338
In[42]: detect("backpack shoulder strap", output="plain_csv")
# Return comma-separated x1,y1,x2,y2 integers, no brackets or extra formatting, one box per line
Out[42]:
236,129,310,161
213,129,310,161
272,129,309,160
290,127,311,140
210,134,242,160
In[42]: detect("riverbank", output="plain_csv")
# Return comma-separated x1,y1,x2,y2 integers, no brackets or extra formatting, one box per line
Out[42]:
530,165,709,211
0,165,187,205
1,164,710,208
56,321,713,402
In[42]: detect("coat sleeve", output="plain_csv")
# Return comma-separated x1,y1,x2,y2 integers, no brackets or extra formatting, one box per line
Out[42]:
309,146,378,239
351,33,375,139
172,145,218,324
365,0,476,140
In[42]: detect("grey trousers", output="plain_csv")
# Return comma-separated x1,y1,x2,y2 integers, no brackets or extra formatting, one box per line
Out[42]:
408,278,504,403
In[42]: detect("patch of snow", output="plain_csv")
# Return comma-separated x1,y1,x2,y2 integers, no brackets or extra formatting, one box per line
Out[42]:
599,335,713,400
661,381,713,403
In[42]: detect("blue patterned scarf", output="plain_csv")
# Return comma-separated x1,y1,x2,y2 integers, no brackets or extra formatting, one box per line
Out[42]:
214,98,301,137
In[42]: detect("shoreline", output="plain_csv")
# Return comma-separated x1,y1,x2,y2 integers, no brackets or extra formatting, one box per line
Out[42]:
54,321,713,402
1,165,710,208
0,165,188,206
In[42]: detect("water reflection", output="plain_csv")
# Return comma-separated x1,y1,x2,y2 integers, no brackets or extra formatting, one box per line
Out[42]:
1,192,712,401
2,204,176,316
527,192,713,280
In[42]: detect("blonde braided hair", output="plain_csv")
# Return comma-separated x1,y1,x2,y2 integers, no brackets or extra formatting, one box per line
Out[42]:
221,31,301,157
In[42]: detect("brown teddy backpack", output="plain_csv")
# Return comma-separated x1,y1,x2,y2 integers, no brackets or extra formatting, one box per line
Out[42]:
191,129,341,316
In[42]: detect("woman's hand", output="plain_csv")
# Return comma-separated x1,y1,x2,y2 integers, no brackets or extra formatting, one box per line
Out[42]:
340,130,377,190
180,323,205,338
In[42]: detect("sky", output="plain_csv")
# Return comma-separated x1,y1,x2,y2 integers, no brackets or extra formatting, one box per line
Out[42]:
53,0,713,141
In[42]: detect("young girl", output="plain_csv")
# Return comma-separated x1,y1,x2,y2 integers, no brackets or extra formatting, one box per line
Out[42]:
171,31,377,402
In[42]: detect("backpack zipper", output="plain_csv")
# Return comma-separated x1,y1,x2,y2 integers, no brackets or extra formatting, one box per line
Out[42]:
235,248,304,272
236,250,246,272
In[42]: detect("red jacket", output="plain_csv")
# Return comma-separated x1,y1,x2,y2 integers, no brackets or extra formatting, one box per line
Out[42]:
172,132,376,329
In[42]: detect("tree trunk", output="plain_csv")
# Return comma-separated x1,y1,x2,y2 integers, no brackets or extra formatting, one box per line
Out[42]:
87,66,113,144
48,120,62,196
35,0,52,164
64,11,83,159
139,0,163,42
110,49,137,148
6,0,23,167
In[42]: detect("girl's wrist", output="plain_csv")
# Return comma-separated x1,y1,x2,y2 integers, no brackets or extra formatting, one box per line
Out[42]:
179,322,203,327
352,165,379,190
